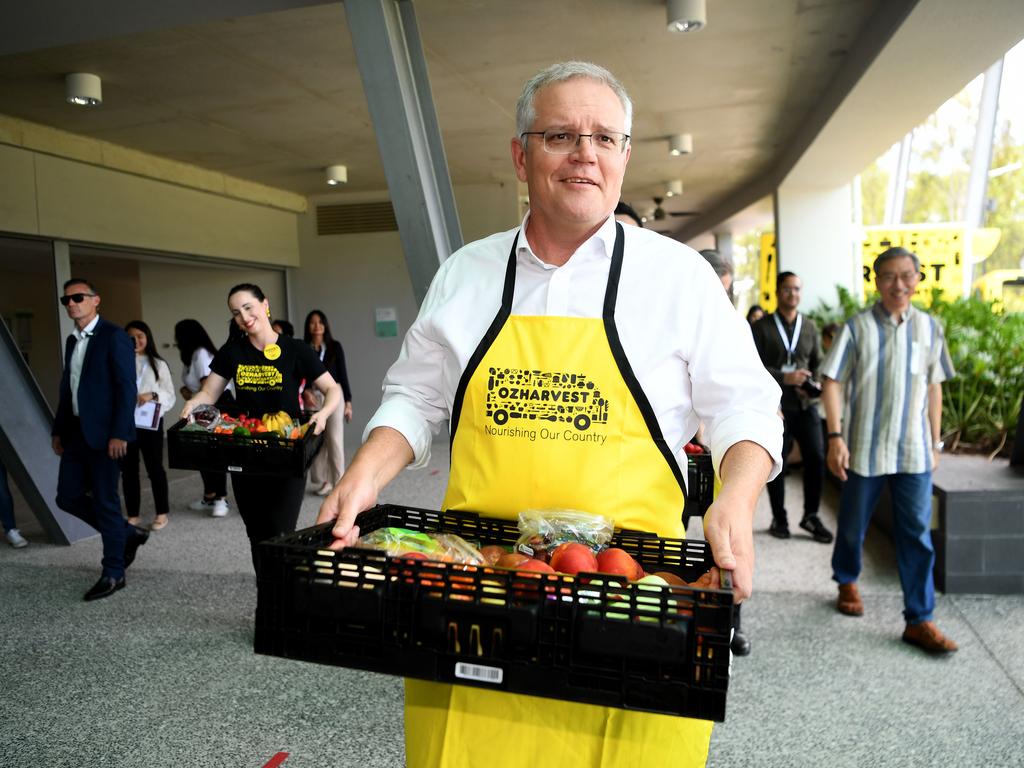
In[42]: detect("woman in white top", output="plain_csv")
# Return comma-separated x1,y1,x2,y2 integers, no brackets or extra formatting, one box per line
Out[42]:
302,310,353,495
174,319,230,517
123,321,177,530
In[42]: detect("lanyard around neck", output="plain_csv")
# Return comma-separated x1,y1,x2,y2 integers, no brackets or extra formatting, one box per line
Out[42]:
773,312,802,364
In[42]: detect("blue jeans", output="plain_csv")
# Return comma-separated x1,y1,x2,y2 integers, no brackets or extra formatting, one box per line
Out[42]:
831,470,935,624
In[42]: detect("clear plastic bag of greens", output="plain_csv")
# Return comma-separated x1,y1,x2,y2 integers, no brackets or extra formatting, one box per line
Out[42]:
514,509,614,561
353,527,485,565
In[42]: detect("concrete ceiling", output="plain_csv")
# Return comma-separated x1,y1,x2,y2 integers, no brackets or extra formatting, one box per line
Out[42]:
0,0,895,236
5,0,1020,243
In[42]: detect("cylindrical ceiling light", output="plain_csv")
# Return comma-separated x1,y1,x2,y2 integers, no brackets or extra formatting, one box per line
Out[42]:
65,73,102,106
325,164,348,186
667,0,706,33
669,133,693,156
666,180,684,197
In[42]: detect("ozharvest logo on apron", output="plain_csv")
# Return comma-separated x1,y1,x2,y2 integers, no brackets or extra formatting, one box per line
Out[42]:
485,367,610,444
444,222,687,529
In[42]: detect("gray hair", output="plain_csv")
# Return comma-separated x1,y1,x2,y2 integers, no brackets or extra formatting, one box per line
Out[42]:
699,248,734,279
873,246,920,274
515,61,633,142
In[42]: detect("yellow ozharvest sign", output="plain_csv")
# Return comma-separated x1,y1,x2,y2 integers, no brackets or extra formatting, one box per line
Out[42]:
861,225,1001,305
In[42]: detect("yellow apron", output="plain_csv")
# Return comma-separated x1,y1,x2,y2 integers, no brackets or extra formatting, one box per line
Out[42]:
405,224,713,767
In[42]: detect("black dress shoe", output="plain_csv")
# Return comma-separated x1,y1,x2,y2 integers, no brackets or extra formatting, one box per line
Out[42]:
768,518,791,539
731,629,752,656
124,525,150,568
84,575,126,601
799,515,834,544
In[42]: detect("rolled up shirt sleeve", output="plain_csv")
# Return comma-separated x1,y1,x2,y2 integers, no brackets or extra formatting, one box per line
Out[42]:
686,265,784,481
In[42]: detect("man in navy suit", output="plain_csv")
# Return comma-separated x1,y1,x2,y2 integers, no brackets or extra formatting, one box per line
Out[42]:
52,278,148,601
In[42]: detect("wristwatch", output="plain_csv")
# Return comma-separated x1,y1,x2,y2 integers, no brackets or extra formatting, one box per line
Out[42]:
933,440,945,453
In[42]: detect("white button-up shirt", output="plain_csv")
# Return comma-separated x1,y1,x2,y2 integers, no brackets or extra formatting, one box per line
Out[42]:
70,315,100,417
366,214,783,482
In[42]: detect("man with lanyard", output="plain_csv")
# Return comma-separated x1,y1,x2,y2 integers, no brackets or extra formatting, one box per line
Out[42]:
821,247,957,654
318,61,783,767
752,271,833,543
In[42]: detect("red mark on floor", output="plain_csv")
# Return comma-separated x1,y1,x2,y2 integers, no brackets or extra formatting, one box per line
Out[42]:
262,752,289,768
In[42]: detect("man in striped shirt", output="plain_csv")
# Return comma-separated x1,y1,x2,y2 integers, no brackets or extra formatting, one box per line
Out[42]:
820,246,958,654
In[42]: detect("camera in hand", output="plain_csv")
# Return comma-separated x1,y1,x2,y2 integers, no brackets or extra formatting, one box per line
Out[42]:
801,378,823,398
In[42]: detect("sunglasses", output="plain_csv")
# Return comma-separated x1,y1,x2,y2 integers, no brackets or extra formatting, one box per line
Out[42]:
59,293,96,306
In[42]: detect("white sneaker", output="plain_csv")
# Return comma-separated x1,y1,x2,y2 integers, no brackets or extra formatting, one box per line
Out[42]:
210,498,229,518
188,498,213,511
5,529,28,548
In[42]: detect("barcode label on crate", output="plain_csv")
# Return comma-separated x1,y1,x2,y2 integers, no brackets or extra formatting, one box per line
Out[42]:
455,662,503,685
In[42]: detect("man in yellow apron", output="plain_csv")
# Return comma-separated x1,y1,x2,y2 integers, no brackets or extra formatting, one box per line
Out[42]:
319,61,783,768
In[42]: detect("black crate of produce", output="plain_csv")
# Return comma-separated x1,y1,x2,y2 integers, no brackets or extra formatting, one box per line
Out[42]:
255,504,734,721
686,451,715,516
167,416,323,478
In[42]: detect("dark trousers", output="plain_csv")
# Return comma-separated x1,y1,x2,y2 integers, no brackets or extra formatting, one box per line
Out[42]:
0,463,15,532
56,421,131,579
121,423,169,517
200,470,228,499
767,407,825,523
230,474,306,573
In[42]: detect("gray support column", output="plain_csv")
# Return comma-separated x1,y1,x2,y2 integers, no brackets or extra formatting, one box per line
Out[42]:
53,240,74,361
775,182,857,310
0,317,96,545
964,58,1004,295
885,131,913,226
343,0,463,305
713,232,734,265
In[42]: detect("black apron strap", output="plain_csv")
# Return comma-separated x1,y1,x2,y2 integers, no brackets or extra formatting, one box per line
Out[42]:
601,222,688,499
449,233,518,452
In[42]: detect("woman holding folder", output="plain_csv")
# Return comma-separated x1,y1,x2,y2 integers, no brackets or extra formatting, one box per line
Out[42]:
122,320,176,530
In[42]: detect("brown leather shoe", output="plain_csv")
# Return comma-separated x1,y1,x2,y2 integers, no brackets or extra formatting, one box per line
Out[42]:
902,621,959,654
836,583,864,616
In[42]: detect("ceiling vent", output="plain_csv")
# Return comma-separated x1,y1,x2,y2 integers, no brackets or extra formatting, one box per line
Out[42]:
317,202,397,235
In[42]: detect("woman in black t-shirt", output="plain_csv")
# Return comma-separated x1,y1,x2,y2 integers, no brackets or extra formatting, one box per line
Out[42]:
181,283,341,570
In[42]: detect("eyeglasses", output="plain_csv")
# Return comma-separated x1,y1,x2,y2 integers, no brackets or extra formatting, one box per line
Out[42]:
59,293,97,306
520,129,630,155
876,271,920,285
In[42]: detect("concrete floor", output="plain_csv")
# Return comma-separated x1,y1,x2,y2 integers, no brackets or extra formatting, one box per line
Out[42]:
1,445,1022,767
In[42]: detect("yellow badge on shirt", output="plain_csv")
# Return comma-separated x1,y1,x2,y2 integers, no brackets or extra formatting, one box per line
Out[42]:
263,343,281,361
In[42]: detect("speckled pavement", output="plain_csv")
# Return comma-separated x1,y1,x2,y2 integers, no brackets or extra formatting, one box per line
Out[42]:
1,445,1021,767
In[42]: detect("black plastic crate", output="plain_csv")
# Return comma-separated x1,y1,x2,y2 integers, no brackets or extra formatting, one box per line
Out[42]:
167,414,323,478
686,451,715,516
255,504,734,721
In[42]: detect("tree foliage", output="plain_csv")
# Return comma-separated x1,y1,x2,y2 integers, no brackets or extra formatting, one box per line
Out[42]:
983,122,1024,271
859,87,1024,275
859,163,887,226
